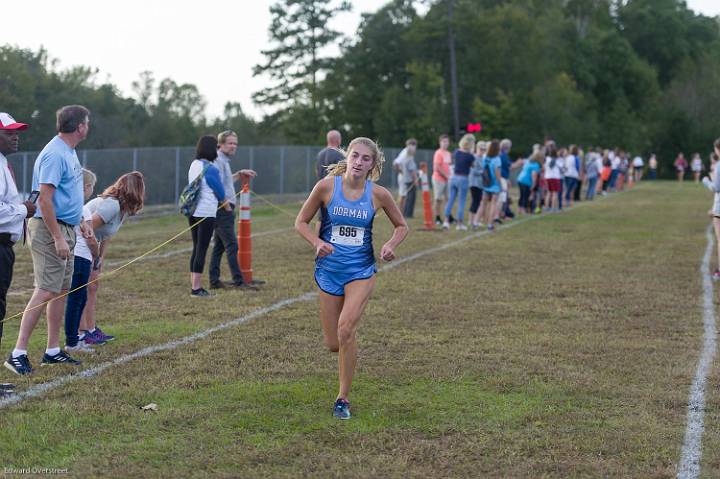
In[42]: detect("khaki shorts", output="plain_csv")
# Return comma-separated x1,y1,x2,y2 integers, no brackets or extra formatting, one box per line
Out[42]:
28,217,76,293
432,178,448,201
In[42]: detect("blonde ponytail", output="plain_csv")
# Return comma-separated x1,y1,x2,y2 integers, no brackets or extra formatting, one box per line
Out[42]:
326,137,385,181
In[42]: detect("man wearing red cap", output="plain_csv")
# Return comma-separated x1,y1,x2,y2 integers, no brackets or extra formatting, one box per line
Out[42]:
0,113,36,394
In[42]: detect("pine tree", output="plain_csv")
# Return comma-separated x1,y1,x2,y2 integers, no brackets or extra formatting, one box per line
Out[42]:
253,0,351,140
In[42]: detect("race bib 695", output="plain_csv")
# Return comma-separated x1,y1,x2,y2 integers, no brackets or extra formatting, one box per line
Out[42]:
330,225,364,246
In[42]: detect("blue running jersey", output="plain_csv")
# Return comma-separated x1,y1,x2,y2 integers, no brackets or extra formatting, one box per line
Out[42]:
316,175,376,273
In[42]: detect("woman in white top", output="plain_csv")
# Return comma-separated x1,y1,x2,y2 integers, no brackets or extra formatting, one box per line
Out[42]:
691,153,704,183
632,156,644,182
563,146,580,207
702,139,720,280
544,145,562,212
187,135,227,297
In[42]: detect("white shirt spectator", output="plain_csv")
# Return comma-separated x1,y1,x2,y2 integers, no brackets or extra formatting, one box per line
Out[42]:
0,152,27,242
544,157,562,180
632,156,644,168
188,160,218,218
564,155,579,179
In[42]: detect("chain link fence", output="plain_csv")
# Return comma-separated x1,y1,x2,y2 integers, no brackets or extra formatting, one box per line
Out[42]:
7,145,435,206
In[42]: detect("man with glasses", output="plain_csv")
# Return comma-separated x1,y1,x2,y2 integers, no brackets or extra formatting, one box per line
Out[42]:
208,130,263,289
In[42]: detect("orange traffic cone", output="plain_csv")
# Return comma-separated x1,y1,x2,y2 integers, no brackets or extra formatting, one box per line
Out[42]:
237,177,253,283
419,163,434,231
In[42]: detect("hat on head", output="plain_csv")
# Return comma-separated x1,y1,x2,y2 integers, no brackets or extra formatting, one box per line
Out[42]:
0,113,29,131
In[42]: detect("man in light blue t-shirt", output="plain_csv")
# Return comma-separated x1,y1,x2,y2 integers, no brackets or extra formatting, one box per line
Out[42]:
5,105,91,376
32,137,84,225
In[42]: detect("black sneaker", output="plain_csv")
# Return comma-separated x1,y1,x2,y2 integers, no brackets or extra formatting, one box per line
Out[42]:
0,383,15,391
4,354,32,376
249,279,266,286
209,280,225,289
41,350,81,366
230,282,259,291
191,288,213,297
448,214,456,224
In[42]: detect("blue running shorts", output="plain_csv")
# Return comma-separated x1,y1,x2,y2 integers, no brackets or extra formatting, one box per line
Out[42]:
314,264,377,296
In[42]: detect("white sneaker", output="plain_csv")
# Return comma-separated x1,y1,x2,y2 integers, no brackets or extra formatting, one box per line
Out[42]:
442,221,450,230
65,340,95,354
456,223,468,231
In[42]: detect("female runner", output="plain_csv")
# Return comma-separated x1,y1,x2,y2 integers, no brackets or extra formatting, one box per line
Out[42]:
295,137,408,419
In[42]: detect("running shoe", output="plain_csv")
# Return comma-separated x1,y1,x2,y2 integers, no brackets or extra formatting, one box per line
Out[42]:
456,223,468,231
191,288,213,297
712,270,720,281
435,216,442,225
4,354,32,376
0,383,15,392
333,398,351,420
448,214,456,224
81,330,107,345
209,280,226,289
442,221,450,230
249,279,266,286
94,327,115,342
41,350,81,366
487,224,495,232
65,341,96,354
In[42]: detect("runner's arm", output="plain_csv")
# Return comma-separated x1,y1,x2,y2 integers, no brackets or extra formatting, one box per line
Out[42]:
295,179,334,257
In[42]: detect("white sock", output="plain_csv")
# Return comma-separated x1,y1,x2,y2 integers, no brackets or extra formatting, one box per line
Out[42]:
45,347,60,356
11,349,27,358
88,328,96,334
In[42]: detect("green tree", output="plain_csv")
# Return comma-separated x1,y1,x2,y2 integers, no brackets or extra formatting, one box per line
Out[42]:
321,0,419,142
253,0,351,142
618,0,720,85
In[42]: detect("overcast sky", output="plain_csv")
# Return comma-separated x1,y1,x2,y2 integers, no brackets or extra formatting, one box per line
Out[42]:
5,0,719,120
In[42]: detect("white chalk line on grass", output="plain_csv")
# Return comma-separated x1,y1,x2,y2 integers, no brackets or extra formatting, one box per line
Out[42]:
677,224,717,479
0,294,317,409
0,197,605,410
105,227,292,268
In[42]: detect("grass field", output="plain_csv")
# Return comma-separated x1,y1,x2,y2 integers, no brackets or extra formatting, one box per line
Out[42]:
0,182,717,478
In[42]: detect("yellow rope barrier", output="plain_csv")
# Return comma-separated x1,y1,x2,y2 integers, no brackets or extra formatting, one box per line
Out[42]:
1,184,394,325
0,187,256,325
